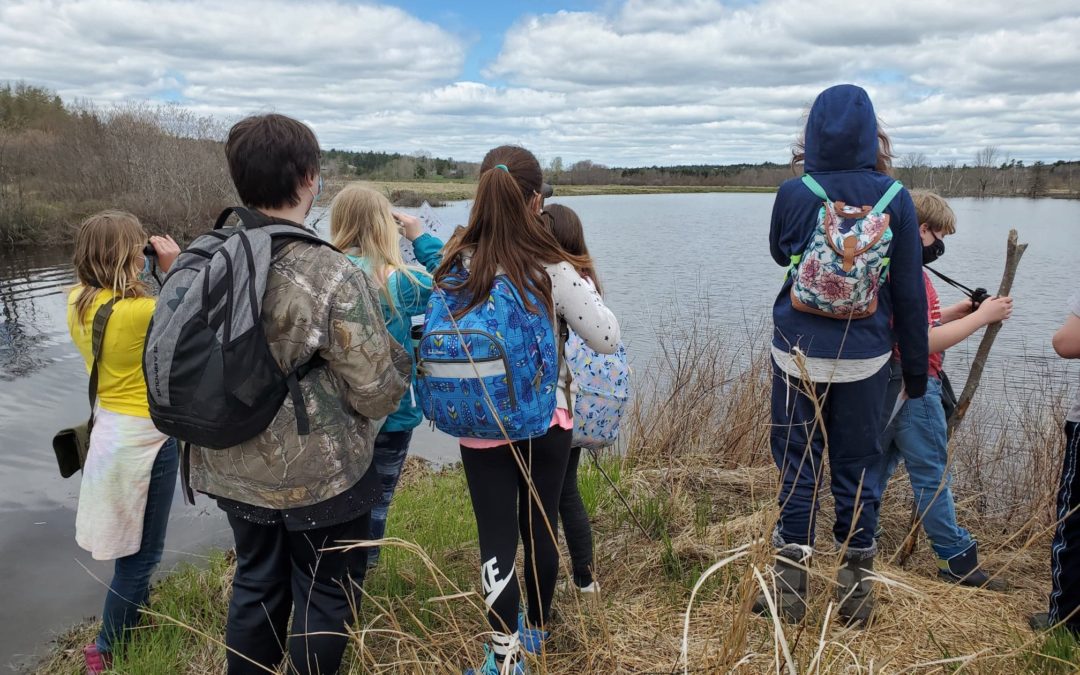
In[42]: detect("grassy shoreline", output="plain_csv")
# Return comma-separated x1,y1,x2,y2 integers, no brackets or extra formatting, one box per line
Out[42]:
32,457,1080,673
32,331,1080,673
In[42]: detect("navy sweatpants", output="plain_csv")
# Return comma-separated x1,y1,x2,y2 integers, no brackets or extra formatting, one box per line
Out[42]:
770,361,891,552
1050,421,1080,630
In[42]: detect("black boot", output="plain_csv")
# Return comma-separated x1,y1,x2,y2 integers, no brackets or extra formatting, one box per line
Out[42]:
837,552,875,627
752,544,809,623
937,542,1009,592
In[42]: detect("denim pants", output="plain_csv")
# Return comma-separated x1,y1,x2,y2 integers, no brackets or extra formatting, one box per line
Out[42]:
365,429,413,567
770,362,889,553
1050,421,1080,630
225,512,369,675
878,376,972,559
96,437,179,653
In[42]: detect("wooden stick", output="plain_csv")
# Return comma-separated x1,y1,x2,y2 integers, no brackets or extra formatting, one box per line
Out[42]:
896,229,1027,565
947,229,1027,437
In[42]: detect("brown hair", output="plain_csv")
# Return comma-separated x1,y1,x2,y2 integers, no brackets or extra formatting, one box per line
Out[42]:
435,146,590,318
542,204,602,295
72,210,149,323
911,190,957,235
790,123,896,176
225,114,320,209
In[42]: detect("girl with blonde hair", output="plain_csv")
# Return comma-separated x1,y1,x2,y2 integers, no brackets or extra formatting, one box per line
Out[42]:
330,184,444,571
68,210,180,673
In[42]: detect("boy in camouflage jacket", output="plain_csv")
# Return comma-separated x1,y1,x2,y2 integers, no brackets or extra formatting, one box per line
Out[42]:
188,114,408,675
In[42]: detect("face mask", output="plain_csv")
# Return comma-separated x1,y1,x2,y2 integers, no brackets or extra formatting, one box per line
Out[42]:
306,175,323,217
922,237,945,265
143,254,153,276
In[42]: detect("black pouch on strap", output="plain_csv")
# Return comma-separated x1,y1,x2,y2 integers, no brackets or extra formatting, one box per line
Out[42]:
52,298,117,478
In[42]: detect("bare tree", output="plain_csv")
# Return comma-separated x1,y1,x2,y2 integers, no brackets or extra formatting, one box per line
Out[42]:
973,145,999,197
897,152,929,189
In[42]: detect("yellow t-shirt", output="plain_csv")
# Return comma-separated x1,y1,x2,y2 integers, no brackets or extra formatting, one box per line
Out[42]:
67,287,156,418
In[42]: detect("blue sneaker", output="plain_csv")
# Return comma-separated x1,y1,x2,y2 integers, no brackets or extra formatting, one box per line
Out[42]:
464,645,526,675
517,612,550,655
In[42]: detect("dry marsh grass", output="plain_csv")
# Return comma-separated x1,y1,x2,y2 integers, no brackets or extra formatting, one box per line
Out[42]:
33,322,1078,674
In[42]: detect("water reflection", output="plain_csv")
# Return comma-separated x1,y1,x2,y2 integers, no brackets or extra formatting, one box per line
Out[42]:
0,248,73,380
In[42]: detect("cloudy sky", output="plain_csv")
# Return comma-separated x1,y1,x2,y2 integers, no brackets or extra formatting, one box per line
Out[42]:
1,0,1078,166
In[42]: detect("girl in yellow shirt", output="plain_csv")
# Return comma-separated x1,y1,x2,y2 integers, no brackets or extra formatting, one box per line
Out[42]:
66,210,179,674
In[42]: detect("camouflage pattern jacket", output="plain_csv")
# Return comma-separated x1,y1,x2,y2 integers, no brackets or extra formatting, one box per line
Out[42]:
190,239,410,509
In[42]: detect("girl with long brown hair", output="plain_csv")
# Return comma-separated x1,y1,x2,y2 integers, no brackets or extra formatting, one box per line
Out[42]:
541,203,601,597
441,147,620,675
68,210,180,674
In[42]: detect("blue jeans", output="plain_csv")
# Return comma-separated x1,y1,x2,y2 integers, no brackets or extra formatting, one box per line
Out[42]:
365,429,413,567
96,437,179,653
770,361,890,552
878,377,972,560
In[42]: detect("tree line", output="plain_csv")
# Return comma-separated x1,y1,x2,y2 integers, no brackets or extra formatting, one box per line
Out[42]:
1,82,1077,245
1,83,235,245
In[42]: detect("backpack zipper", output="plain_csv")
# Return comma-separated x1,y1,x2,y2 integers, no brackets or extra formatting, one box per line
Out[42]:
419,329,517,407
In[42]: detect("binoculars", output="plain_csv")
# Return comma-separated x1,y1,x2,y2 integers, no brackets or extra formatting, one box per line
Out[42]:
970,287,990,310
143,242,157,257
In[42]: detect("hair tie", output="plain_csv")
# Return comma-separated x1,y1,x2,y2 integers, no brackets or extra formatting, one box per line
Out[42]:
494,164,509,173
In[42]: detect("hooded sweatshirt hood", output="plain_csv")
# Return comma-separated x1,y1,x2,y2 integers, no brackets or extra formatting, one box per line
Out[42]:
804,84,879,173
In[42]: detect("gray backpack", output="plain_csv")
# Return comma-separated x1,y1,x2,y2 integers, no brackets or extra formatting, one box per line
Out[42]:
144,207,333,450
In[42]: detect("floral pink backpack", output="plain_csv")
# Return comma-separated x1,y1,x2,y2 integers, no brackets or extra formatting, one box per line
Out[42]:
789,174,903,319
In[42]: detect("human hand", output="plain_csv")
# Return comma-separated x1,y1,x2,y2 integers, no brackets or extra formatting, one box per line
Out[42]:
949,300,975,317
976,295,1013,324
149,235,181,274
392,212,424,241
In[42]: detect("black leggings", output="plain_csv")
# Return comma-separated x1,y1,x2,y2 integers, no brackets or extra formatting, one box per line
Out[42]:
559,447,595,587
460,426,571,633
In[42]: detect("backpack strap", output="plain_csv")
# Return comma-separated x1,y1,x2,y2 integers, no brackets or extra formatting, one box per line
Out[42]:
872,180,904,214
801,174,830,202
87,298,119,428
260,224,342,256
213,206,262,230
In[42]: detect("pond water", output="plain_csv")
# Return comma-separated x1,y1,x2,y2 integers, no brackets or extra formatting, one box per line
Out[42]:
1,192,1078,668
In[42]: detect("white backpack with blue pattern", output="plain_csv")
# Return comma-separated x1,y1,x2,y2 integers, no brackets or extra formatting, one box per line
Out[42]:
565,330,630,449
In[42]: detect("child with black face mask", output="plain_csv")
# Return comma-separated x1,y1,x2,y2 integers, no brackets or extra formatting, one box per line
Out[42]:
876,190,1013,589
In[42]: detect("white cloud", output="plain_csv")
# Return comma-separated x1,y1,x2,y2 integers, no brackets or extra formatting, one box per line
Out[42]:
1,0,1078,165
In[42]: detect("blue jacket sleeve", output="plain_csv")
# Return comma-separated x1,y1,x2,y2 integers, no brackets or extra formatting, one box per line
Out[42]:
412,233,444,273
770,184,791,266
391,234,444,316
886,190,930,398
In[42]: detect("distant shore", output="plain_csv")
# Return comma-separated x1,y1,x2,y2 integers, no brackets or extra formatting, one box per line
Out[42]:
328,179,778,207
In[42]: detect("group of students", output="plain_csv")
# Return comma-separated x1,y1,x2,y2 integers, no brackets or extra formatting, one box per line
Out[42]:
62,83,1080,675
68,113,614,675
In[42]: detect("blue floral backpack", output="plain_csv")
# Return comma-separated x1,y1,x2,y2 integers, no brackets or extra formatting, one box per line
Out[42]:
415,268,560,441
565,331,631,449
789,175,903,319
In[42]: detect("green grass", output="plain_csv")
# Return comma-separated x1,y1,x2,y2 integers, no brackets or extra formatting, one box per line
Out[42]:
33,455,1080,673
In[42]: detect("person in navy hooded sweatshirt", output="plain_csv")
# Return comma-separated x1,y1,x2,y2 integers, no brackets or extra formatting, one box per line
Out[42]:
754,84,929,627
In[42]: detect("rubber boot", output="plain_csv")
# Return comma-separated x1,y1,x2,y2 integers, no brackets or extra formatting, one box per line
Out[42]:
837,553,875,627
752,544,810,622
937,542,1009,591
